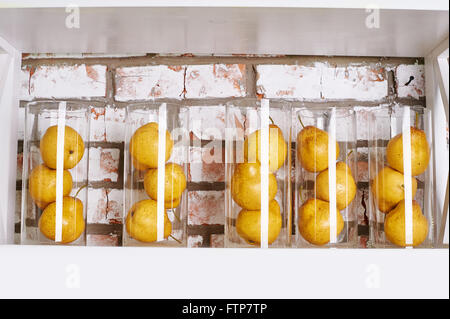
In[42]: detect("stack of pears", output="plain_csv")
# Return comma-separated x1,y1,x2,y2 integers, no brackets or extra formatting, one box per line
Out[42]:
371,127,430,247
297,125,357,246
30,125,86,244
231,124,287,246
126,122,187,243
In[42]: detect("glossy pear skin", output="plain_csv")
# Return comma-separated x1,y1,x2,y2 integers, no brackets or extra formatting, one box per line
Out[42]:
298,198,344,246
231,163,278,210
144,163,187,202
29,164,73,209
315,161,357,210
38,196,85,243
236,200,282,245
371,166,417,213
126,199,172,243
244,125,288,172
386,127,430,176
384,200,428,247
297,126,340,173
164,197,181,209
129,122,173,169
40,125,85,170
132,157,150,172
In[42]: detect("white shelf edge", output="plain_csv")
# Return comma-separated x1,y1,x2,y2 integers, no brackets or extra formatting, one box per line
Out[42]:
0,35,20,245
0,245,448,298
0,0,448,10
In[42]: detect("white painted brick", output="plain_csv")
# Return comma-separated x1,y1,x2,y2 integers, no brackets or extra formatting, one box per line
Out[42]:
27,64,107,99
353,105,388,140
20,68,32,101
104,188,123,222
189,106,226,140
210,234,224,248
189,147,225,182
354,106,373,141
185,64,246,98
256,64,322,100
22,54,87,60
355,106,373,140
89,147,120,182
115,65,185,101
321,66,388,100
187,235,203,248
188,191,225,226
105,106,126,142
87,234,119,246
23,53,146,59
395,64,425,99
87,188,123,224
90,107,106,142
257,64,388,101
187,106,226,183
89,106,126,143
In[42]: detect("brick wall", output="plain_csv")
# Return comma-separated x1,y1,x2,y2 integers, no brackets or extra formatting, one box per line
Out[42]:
16,54,426,247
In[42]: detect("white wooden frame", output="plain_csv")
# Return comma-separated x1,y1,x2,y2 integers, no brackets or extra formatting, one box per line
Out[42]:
0,2,448,298
0,36,20,245
0,1,448,56
425,38,450,246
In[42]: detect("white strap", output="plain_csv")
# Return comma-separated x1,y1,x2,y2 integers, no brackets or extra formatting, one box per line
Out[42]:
260,99,269,248
328,108,337,244
157,103,167,241
55,102,66,243
402,106,413,247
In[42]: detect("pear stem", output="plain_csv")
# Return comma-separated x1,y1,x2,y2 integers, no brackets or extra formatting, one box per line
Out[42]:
346,150,353,161
74,184,88,199
269,116,275,125
169,234,182,244
297,115,305,129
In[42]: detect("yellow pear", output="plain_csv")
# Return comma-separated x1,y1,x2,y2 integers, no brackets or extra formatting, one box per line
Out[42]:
40,125,85,170
38,196,85,244
132,157,150,172
29,164,73,209
165,197,181,209
297,126,340,173
236,200,282,245
386,127,430,176
231,163,278,210
126,199,172,243
384,200,428,247
144,163,187,202
298,198,344,246
371,166,417,213
315,162,357,210
129,122,173,169
244,124,288,172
